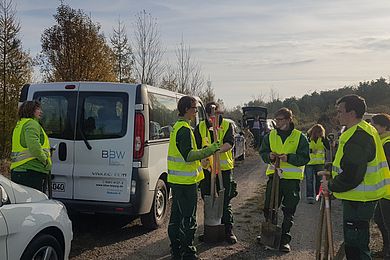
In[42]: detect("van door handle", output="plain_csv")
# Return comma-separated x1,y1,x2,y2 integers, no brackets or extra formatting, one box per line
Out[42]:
58,142,67,161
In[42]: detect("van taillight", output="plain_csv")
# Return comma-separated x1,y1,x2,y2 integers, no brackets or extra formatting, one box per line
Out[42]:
133,113,145,159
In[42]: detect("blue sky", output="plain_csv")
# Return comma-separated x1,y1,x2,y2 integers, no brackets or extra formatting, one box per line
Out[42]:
16,0,390,108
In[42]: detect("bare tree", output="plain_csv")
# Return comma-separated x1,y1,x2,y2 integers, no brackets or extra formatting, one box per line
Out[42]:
200,78,215,104
132,10,164,85
174,38,204,95
0,0,32,158
160,64,177,92
110,19,134,83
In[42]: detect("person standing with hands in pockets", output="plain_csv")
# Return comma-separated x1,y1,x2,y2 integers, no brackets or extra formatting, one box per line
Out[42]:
167,96,220,260
259,107,310,252
10,100,52,192
321,95,390,260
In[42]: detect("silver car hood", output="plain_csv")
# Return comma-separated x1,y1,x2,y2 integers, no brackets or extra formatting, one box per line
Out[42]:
10,182,48,203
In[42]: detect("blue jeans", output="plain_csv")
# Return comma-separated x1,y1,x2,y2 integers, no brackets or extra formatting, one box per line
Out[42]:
304,164,323,198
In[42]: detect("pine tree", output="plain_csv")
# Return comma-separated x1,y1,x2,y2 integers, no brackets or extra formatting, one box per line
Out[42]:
0,0,32,158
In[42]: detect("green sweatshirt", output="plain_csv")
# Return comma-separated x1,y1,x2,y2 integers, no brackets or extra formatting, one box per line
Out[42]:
260,123,310,167
13,118,50,174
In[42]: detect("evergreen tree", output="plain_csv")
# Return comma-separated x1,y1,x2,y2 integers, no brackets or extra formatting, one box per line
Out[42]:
0,0,32,158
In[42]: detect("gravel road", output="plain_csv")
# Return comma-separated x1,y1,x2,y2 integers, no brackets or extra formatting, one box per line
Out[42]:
69,153,383,259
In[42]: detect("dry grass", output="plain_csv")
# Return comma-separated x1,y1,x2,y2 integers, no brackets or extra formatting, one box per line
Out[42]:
0,159,11,179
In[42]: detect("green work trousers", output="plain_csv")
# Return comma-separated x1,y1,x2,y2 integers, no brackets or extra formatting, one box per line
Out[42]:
199,169,236,225
11,169,47,192
263,176,301,245
342,200,377,260
374,198,390,259
168,183,198,258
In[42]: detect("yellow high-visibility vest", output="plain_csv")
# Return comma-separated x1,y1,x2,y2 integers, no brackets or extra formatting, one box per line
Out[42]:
198,119,234,170
381,134,390,200
308,137,325,165
11,118,51,170
332,120,390,201
167,120,204,184
265,129,304,180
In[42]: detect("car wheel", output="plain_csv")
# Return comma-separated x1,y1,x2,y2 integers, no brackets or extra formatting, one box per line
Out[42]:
141,179,169,229
21,234,63,260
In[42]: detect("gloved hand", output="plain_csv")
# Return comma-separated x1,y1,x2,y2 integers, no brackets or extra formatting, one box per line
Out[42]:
209,141,221,153
45,159,52,171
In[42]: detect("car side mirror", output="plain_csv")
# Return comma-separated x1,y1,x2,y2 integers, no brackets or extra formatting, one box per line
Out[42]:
0,185,8,207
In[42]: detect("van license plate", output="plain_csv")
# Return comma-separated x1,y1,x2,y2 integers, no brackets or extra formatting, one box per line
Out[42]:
52,182,65,192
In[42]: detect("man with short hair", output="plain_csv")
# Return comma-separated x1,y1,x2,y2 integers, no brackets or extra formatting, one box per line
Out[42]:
194,101,238,244
259,107,310,252
167,96,220,260
322,94,390,259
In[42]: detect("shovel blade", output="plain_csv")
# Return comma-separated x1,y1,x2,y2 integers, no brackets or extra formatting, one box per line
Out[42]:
260,221,282,249
204,190,225,226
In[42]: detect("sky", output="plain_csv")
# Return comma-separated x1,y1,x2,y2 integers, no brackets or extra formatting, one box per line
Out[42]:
16,0,390,108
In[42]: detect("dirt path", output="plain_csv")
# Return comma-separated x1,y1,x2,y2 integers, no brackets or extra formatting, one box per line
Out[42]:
69,154,382,259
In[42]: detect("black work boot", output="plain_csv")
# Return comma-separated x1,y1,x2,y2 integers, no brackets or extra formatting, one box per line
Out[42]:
225,224,238,244
279,243,291,253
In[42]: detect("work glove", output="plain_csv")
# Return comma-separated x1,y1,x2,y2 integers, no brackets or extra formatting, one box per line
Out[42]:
186,141,221,162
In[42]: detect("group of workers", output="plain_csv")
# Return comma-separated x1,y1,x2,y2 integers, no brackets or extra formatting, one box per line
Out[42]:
8,93,390,260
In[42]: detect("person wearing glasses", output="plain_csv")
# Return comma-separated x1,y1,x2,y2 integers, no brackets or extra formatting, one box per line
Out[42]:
194,101,238,244
259,107,310,253
167,96,220,260
321,95,390,259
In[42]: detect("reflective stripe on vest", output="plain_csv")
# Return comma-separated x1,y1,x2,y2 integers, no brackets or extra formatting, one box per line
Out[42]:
265,129,304,180
167,120,204,184
198,119,234,170
10,118,51,170
308,138,325,165
381,135,390,200
331,120,390,201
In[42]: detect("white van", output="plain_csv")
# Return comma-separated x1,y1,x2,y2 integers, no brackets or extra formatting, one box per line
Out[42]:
19,82,206,229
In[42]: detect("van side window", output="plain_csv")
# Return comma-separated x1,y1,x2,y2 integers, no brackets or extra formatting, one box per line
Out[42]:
148,93,177,140
80,93,128,140
33,92,76,140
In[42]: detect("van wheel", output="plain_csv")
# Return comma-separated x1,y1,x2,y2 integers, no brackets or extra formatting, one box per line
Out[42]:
141,179,169,229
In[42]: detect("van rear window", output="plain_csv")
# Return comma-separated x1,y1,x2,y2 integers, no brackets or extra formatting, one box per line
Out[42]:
79,92,128,140
148,93,177,140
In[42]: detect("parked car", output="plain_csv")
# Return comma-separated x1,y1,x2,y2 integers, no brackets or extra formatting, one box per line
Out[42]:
264,119,275,134
225,119,246,161
0,174,72,260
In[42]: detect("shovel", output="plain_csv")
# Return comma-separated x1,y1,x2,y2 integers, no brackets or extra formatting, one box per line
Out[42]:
204,105,225,226
260,157,282,249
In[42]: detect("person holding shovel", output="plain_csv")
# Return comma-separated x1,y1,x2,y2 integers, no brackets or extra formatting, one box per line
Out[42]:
321,95,390,260
371,113,390,259
167,96,220,260
10,100,52,192
194,101,238,244
259,107,310,253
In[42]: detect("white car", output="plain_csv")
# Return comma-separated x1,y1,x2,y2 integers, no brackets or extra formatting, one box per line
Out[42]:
0,174,73,260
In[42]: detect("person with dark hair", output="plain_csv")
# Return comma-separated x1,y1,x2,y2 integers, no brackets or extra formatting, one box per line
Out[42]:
321,95,390,259
305,123,330,204
259,107,310,252
167,96,220,260
371,113,390,259
10,100,52,192
194,101,238,244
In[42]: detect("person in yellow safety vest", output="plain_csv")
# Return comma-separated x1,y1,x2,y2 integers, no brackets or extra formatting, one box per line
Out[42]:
194,101,238,244
10,100,52,192
371,113,390,259
259,107,310,253
321,95,390,260
167,96,220,260
304,124,330,204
